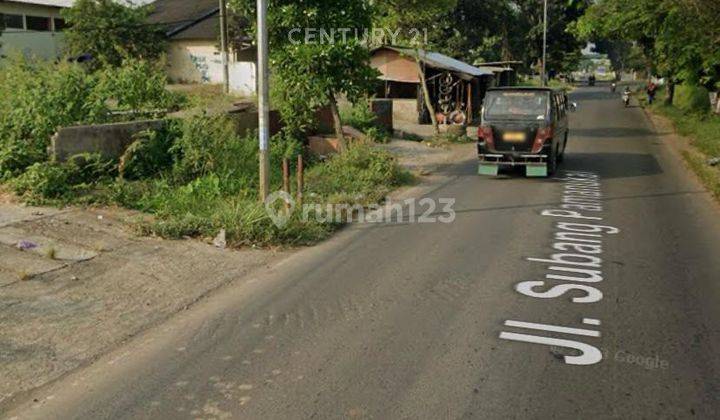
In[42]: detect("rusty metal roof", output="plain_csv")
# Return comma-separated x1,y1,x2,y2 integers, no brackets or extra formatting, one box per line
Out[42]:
383,46,494,78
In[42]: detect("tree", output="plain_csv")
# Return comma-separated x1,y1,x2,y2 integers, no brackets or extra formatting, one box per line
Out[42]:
424,0,522,65
231,0,379,149
576,0,720,104
512,0,590,76
62,0,166,69
0,13,5,55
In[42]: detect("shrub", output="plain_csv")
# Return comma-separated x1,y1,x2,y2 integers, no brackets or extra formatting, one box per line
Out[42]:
170,115,302,192
305,143,408,203
119,121,180,180
10,153,115,203
95,58,183,116
675,84,711,114
340,100,391,143
0,56,109,176
0,55,181,177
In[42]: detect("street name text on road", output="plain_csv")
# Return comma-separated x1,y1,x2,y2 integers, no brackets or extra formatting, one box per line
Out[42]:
500,171,621,366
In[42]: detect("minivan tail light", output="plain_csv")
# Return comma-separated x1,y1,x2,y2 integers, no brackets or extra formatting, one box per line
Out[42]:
533,126,553,153
478,125,494,146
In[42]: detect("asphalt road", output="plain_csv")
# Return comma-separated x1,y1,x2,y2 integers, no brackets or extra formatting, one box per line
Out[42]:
5,86,720,419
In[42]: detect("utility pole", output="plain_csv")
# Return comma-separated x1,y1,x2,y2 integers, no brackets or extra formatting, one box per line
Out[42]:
219,0,230,94
541,0,548,87
257,0,270,201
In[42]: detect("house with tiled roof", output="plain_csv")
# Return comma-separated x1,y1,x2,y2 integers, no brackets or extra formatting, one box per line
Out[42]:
148,0,256,95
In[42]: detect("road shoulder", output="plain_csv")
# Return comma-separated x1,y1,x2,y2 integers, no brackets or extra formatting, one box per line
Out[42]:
644,109,720,204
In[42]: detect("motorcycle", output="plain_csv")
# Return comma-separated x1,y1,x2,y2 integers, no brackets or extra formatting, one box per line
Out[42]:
611,83,617,93
622,91,631,107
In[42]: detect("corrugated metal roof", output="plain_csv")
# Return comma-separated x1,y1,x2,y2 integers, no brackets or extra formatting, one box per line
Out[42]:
386,46,494,77
5,0,74,7
147,0,218,39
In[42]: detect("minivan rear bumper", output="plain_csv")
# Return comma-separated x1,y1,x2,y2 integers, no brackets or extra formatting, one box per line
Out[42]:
478,143,552,177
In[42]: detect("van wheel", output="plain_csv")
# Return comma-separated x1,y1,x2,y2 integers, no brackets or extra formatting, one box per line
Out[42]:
548,146,558,176
558,134,568,163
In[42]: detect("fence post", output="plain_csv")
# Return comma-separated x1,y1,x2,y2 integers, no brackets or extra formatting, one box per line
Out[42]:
297,154,304,207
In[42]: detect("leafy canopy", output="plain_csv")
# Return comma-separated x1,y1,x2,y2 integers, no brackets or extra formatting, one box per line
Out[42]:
61,0,166,69
230,0,380,137
576,0,720,87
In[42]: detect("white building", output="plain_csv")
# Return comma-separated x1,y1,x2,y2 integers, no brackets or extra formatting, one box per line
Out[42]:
0,0,72,60
148,0,257,96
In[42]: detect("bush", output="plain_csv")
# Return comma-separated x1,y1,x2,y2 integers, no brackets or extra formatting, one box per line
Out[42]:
0,55,182,177
340,100,390,143
170,115,302,192
0,56,109,176
119,122,180,180
305,143,408,203
95,58,183,116
11,153,115,203
675,84,711,114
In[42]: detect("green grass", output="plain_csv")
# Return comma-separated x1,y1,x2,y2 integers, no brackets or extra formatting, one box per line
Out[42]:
683,151,720,200
651,103,720,158
647,91,720,201
168,84,255,116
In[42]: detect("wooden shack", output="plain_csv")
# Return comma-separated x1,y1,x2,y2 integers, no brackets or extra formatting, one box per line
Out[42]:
370,46,497,125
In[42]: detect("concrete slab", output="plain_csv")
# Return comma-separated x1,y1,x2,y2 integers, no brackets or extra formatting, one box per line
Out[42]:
0,204,65,228
20,210,135,253
0,245,65,285
0,226,99,262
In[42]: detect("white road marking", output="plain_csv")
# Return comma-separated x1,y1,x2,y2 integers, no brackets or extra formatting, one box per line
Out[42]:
504,320,601,337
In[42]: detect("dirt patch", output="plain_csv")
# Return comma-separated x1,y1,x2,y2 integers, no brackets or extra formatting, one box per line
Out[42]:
379,139,474,176
0,204,287,407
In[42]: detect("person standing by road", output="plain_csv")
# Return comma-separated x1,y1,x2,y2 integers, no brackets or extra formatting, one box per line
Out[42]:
647,81,658,105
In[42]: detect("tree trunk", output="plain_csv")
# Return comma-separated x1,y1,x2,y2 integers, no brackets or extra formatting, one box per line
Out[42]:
414,52,439,135
665,79,675,106
327,90,347,153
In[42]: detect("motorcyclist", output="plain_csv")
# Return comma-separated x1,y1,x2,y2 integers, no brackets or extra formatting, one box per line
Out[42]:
622,86,631,106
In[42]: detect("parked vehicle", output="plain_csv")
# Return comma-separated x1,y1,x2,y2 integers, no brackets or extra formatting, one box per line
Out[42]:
478,87,576,177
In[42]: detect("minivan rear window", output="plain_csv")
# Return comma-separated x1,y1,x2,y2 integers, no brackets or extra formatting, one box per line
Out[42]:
484,91,549,120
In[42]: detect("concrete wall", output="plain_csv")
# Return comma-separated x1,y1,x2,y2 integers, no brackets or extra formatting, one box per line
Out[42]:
230,110,282,138
392,99,419,124
370,99,393,132
0,2,67,61
51,112,282,162
0,32,65,60
166,41,223,84
51,120,166,162
166,40,257,96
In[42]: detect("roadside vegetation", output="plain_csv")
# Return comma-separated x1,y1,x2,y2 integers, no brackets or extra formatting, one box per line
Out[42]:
0,0,412,248
3,104,408,246
520,77,574,91
643,85,720,199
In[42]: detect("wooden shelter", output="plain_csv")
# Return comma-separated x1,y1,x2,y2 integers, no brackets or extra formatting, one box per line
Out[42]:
370,46,497,125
